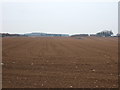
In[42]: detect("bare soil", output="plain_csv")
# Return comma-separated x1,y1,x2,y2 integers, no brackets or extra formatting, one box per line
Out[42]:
2,37,118,88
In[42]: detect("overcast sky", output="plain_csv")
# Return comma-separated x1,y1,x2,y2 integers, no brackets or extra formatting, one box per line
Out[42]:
1,0,118,35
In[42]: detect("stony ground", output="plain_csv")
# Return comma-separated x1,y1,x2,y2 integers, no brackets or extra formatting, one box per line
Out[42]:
2,37,118,88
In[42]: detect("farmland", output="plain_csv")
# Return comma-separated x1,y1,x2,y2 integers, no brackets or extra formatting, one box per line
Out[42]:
2,37,118,88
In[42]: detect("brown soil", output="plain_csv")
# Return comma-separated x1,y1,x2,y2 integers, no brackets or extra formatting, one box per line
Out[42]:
2,37,118,88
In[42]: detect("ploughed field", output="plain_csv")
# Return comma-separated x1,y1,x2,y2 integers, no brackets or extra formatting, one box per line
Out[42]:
2,37,118,88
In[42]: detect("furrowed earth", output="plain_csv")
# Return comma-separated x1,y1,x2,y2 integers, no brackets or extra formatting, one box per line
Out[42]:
2,37,118,88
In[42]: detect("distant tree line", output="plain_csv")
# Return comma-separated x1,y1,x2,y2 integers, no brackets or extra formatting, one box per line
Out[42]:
1,30,119,37
0,33,69,37
24,33,69,37
71,34,89,37
96,30,113,37
71,30,115,37
1,33,20,37
0,33,26,37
